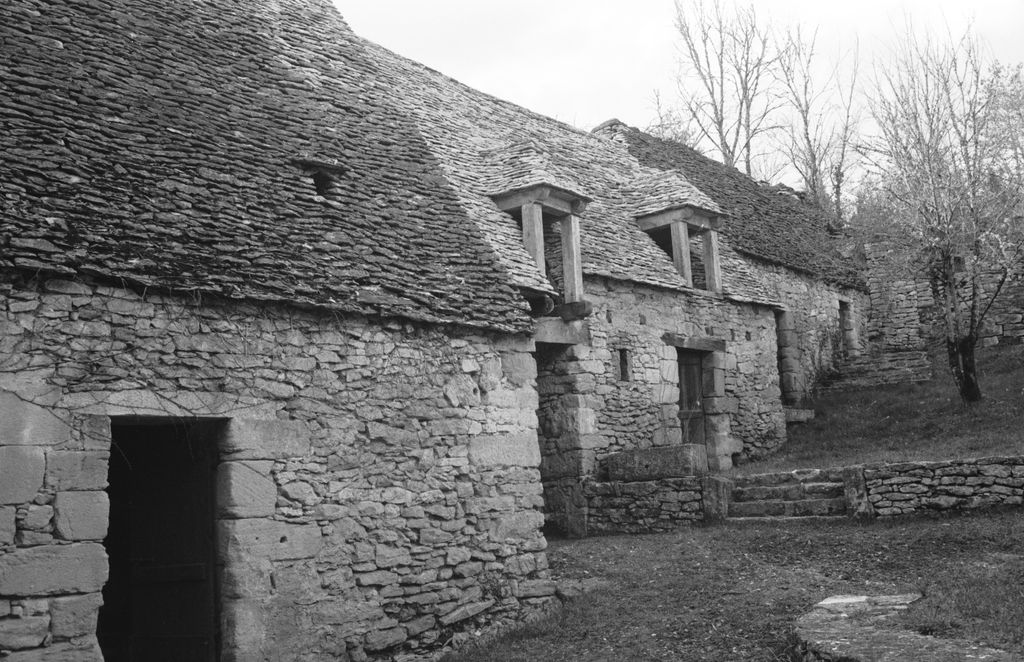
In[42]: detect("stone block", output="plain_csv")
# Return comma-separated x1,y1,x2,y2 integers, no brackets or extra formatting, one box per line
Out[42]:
0,393,71,446
50,593,103,638
217,461,276,518
0,506,15,543
45,451,109,490
438,599,494,625
706,432,742,472
702,396,738,414
489,510,544,542
220,599,266,662
0,543,108,595
54,491,109,540
516,579,558,597
223,419,311,460
779,356,802,373
0,638,104,661
501,351,537,386
218,519,323,563
220,555,274,600
701,475,732,522
703,367,726,397
652,426,682,446
653,384,679,405
0,614,49,650
468,432,540,468
23,505,53,531
603,445,708,481
443,374,480,407
364,626,407,651
0,446,46,504
76,416,111,451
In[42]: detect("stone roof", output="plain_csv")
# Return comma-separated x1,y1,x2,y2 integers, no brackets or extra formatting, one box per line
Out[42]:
480,139,592,203
592,120,864,289
0,0,532,333
358,40,775,304
2,0,842,327
629,171,722,219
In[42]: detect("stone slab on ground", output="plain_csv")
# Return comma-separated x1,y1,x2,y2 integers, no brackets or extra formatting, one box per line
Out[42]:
793,594,1013,661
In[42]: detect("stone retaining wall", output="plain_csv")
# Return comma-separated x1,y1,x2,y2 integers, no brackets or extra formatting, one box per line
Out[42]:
581,478,704,534
564,455,1024,536
864,457,1024,517
0,275,550,661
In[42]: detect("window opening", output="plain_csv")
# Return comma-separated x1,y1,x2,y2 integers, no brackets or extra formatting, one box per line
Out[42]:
311,170,334,196
616,348,632,381
642,219,721,293
491,185,592,319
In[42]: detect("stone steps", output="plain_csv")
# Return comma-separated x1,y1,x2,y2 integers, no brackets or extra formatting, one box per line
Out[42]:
727,469,848,520
729,497,847,518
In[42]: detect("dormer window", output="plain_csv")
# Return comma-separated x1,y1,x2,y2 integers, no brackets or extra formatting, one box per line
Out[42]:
637,207,722,294
492,184,592,318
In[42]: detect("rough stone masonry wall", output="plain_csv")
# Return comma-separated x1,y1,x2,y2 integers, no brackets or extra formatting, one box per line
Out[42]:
864,457,1024,517
0,274,551,661
863,243,932,353
977,272,1024,346
584,276,786,459
581,477,703,534
747,257,870,396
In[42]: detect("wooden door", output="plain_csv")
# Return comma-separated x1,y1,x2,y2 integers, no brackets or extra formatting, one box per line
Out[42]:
678,351,706,445
99,422,219,662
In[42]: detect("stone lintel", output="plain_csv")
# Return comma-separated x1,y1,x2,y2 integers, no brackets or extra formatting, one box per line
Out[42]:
661,333,726,353
534,317,591,346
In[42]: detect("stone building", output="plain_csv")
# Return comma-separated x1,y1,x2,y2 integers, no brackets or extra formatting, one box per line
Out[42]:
2,0,867,659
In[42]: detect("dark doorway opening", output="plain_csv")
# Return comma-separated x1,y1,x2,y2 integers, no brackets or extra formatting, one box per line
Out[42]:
98,419,222,662
677,349,706,445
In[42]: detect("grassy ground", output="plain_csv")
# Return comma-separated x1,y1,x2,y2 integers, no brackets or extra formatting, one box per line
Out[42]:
444,346,1024,661
736,344,1024,474
444,511,1024,662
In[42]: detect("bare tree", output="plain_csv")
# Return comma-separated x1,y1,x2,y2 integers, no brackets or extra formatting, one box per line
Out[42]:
672,0,781,176
776,26,860,227
646,90,700,147
865,29,1024,402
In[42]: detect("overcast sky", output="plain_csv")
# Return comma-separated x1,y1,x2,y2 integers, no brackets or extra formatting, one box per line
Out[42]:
335,1,1024,134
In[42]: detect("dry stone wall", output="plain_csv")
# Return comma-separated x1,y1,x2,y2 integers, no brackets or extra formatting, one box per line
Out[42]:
863,243,932,353
747,257,870,396
864,457,1024,517
0,274,551,661
977,273,1024,346
581,478,704,534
